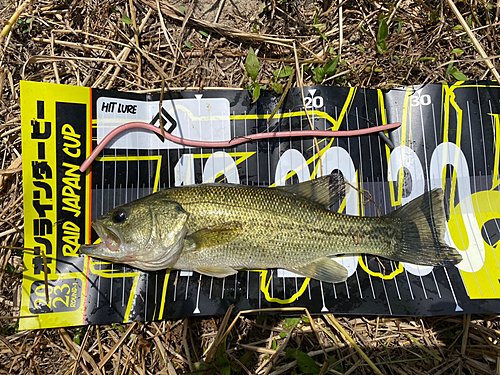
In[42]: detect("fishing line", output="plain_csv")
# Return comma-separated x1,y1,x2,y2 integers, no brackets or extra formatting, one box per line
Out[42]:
79,121,401,172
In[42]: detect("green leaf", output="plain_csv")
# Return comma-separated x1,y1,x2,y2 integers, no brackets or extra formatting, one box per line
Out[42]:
240,351,253,367
258,2,266,14
356,45,365,51
397,20,402,34
273,65,293,78
73,327,84,345
184,41,193,49
453,25,463,30
446,56,455,77
451,48,464,55
419,57,435,61
121,15,132,24
245,47,260,81
377,40,387,54
312,23,326,31
256,315,267,325
324,56,340,76
377,17,388,43
271,339,278,350
112,323,126,332
279,331,287,339
221,364,231,375
252,84,261,103
192,362,210,371
286,349,320,374
313,6,319,25
199,30,209,37
327,355,343,372
179,6,185,14
313,66,325,84
272,82,283,95
451,68,467,81
284,317,301,329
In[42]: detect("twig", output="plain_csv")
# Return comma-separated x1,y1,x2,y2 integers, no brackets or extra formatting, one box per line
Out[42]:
204,304,234,363
71,326,92,375
266,68,295,125
128,0,142,80
170,0,193,77
182,318,194,371
387,0,403,24
204,0,226,49
113,26,170,80
101,9,152,89
98,322,137,369
338,0,343,56
0,0,31,45
141,0,294,47
156,0,176,60
447,0,500,81
325,314,383,375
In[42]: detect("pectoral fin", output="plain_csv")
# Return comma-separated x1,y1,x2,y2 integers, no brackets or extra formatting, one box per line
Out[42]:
186,222,243,251
195,267,238,278
287,257,348,283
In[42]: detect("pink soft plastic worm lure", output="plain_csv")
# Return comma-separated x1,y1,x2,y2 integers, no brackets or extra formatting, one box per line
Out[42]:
79,121,401,172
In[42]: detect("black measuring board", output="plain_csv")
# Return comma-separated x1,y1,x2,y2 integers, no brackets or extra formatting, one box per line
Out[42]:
20,81,500,329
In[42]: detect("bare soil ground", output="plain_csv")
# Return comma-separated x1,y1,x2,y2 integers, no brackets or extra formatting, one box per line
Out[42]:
0,0,500,374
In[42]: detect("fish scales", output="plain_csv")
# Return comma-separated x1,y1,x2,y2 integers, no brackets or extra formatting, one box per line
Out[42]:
154,184,399,270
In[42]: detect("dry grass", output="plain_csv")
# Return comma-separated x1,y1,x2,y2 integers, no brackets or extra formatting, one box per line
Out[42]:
0,0,499,374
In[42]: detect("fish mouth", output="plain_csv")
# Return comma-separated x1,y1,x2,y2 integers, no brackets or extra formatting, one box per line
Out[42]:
80,222,122,256
92,222,122,252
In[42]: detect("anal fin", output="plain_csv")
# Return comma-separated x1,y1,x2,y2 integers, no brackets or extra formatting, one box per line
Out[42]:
195,266,238,278
287,257,348,283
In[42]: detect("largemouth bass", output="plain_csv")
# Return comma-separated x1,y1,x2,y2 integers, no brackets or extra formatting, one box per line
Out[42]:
80,174,462,283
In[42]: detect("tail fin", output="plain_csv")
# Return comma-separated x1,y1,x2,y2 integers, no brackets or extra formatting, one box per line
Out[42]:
385,189,462,266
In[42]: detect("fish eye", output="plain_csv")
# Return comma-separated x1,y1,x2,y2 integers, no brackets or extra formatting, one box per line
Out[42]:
112,210,127,224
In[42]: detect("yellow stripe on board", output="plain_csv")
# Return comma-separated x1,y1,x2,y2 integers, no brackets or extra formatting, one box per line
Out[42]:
95,155,162,193
490,113,500,190
88,258,140,279
441,82,464,242
259,270,311,304
231,109,338,127
358,256,404,280
124,273,140,323
157,270,171,320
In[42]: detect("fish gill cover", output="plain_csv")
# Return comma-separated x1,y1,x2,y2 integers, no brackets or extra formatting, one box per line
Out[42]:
19,80,500,329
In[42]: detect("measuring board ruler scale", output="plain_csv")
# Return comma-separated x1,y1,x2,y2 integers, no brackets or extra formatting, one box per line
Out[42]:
19,81,500,329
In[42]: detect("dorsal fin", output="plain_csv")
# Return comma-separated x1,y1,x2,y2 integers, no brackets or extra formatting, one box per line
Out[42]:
275,172,349,208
